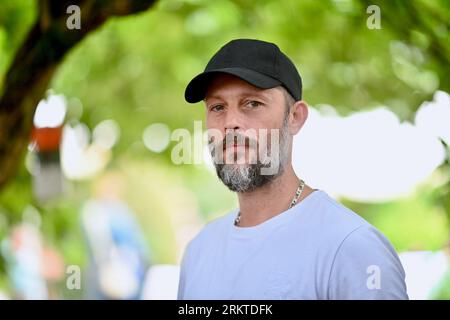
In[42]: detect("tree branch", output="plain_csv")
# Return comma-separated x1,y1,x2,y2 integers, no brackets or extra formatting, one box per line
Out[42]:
0,0,157,190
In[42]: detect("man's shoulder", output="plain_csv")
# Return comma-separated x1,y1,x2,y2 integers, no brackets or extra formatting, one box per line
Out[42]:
296,190,394,253
311,192,403,267
301,190,370,232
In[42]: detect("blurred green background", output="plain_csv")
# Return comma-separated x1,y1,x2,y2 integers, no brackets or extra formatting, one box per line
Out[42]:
0,0,449,299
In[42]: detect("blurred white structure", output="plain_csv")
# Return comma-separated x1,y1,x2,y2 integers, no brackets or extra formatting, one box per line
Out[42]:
415,90,450,145
34,94,67,128
141,265,180,300
143,123,171,153
293,91,449,202
61,120,119,180
399,250,449,300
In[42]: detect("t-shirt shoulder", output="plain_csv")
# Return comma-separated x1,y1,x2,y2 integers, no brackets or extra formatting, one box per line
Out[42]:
308,192,407,299
315,191,369,227
294,190,371,240
327,224,408,299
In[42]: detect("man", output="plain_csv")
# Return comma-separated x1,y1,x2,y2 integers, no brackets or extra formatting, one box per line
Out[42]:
178,39,408,299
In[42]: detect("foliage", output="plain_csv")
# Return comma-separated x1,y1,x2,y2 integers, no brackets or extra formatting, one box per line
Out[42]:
0,0,448,298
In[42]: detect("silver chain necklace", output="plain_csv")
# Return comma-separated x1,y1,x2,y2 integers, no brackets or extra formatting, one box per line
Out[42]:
234,179,306,226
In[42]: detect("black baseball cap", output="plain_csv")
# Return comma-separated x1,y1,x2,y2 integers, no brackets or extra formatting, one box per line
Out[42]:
184,39,302,103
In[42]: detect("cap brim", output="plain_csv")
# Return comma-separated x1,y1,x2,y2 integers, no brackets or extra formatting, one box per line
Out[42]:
184,68,282,103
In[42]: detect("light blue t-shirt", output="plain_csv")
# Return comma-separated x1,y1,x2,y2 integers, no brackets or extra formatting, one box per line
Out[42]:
178,190,408,300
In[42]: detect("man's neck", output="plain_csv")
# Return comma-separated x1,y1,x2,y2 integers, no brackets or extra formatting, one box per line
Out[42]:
236,165,315,227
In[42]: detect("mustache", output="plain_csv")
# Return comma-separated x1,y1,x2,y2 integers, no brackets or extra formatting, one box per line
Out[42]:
208,132,258,151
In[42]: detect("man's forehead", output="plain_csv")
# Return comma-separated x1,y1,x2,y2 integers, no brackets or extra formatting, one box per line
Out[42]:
205,74,279,101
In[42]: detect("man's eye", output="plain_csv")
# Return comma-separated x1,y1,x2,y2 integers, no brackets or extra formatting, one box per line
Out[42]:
247,101,263,108
210,105,224,112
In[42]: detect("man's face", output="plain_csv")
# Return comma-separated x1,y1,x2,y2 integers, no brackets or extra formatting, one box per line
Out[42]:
204,73,291,192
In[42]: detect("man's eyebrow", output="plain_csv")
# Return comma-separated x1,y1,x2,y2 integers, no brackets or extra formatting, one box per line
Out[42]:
205,90,272,101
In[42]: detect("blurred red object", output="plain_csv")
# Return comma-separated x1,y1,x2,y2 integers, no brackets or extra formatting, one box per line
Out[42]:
31,126,63,152
41,247,65,281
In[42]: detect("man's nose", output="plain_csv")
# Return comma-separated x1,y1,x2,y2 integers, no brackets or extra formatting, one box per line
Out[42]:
223,108,243,133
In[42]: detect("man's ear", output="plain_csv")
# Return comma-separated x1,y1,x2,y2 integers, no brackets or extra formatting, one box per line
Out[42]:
289,101,308,135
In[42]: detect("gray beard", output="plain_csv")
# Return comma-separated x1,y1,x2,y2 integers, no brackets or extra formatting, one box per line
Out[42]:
213,119,290,193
